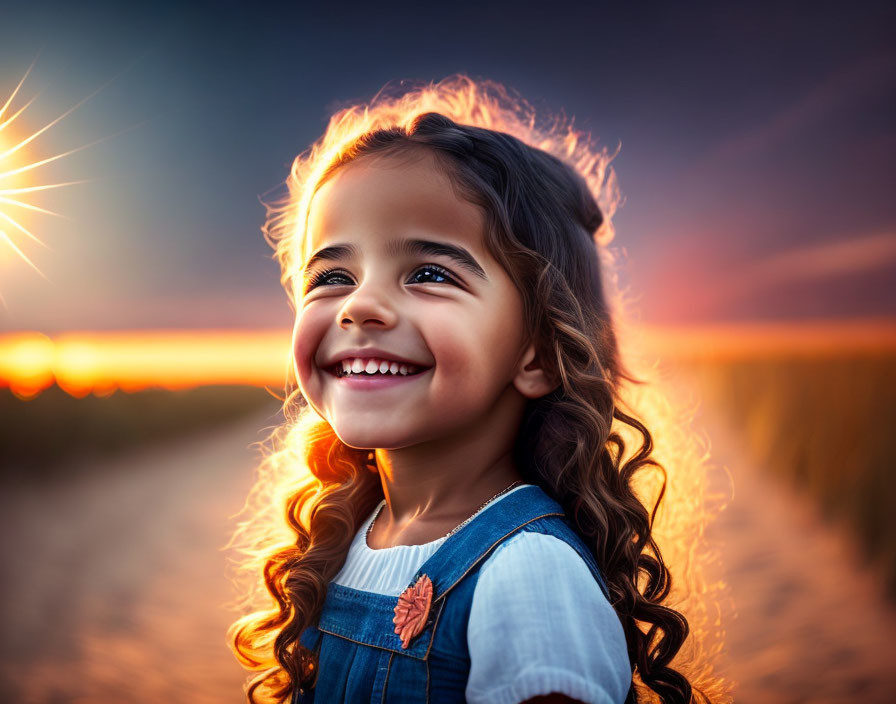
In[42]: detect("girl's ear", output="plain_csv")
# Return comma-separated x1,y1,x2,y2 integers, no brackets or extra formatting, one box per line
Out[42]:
512,341,559,399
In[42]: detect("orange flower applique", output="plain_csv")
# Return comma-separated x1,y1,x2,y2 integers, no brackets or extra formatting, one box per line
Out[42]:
393,573,433,649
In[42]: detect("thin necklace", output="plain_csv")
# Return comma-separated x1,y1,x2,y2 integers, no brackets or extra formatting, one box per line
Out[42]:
366,479,525,546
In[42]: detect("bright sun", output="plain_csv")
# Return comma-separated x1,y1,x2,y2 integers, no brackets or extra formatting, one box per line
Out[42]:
0,61,87,297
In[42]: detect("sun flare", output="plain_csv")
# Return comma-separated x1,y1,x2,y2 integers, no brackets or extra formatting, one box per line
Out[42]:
0,61,89,300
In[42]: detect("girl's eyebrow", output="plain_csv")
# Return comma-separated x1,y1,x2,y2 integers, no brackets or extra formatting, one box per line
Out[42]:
302,238,489,281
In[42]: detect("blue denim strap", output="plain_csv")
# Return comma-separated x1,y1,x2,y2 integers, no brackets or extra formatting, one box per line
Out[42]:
408,484,611,605
314,484,611,660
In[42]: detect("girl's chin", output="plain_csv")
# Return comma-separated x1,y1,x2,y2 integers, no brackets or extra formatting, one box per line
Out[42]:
327,422,424,451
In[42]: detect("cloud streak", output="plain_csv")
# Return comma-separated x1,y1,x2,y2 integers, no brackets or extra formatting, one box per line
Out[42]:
639,230,896,323
750,231,896,285
691,49,896,173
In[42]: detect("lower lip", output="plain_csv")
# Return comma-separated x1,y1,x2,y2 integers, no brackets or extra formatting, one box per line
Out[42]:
325,367,433,390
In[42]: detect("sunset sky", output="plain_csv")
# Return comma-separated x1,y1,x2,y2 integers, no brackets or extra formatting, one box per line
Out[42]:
0,0,893,334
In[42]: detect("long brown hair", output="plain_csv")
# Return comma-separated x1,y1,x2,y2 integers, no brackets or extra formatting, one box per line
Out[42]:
226,75,731,703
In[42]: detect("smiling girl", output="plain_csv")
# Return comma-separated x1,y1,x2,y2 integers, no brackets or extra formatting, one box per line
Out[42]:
227,75,718,704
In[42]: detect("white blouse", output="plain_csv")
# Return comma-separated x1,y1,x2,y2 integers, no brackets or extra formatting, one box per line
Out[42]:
331,486,632,704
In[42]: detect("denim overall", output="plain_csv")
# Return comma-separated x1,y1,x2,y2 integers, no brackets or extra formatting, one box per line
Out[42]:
292,484,634,703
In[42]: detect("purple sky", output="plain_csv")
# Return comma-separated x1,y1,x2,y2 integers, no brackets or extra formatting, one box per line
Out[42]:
0,0,893,333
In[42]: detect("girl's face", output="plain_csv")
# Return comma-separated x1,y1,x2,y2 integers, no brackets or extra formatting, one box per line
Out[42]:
292,153,533,451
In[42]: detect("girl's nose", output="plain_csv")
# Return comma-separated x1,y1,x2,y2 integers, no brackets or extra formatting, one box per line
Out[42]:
337,285,399,329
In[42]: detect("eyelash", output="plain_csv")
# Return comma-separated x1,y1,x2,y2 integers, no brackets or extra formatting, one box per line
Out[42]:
305,263,458,291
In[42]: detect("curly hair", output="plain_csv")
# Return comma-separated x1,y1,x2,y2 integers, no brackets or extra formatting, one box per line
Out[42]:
225,74,729,704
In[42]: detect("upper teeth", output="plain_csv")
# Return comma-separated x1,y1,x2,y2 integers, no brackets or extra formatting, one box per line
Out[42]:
338,357,422,376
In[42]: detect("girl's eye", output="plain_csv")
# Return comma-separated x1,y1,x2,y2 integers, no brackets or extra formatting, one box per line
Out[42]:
305,268,353,290
304,263,458,291
407,264,456,285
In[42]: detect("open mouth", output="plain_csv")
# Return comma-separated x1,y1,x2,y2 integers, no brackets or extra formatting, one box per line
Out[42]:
326,363,433,378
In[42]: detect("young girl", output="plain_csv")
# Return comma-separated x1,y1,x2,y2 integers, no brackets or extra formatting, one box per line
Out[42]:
227,75,720,704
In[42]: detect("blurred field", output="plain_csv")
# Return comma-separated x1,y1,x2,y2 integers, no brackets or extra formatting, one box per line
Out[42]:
0,385,281,480
0,349,894,702
0,405,276,703
671,351,896,600
680,378,896,703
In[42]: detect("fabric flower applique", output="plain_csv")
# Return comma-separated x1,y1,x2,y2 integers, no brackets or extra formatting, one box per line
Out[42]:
393,573,433,649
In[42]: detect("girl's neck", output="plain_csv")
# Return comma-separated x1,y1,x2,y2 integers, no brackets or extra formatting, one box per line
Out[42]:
367,377,531,546
370,450,526,546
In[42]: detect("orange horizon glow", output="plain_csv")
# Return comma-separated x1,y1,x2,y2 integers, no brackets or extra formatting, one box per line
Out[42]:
1,318,894,399
634,317,896,361
0,329,295,399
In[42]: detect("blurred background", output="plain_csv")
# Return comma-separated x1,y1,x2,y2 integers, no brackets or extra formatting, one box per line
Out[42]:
0,0,894,702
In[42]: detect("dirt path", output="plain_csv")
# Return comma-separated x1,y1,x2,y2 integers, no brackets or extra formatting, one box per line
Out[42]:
1,399,894,703
0,406,280,703
688,384,896,703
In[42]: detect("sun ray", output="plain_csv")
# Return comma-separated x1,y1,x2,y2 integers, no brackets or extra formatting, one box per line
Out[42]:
0,51,149,284
0,228,49,279
0,53,140,287
0,119,150,181
0,179,90,195
0,66,121,164
0,211,50,247
0,96,39,134
0,196,67,218
0,57,92,280
0,57,35,123
0,92,97,162
0,146,75,181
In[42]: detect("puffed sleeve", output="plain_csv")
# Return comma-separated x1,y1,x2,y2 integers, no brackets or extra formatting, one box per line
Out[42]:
465,531,632,704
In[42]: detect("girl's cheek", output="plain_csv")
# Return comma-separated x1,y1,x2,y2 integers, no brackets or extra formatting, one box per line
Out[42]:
427,328,477,388
291,309,324,391
432,331,469,368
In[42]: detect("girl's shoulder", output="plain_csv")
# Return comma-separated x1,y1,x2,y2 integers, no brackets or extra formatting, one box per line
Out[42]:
477,529,612,607
466,530,632,703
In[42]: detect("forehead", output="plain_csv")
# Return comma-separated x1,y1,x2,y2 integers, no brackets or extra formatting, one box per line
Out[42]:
304,153,486,260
